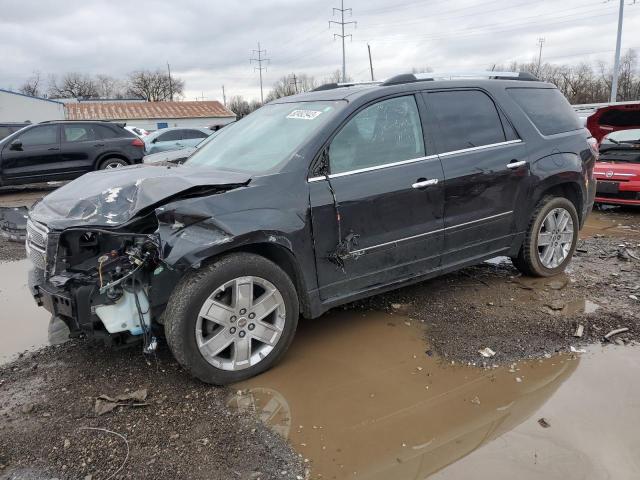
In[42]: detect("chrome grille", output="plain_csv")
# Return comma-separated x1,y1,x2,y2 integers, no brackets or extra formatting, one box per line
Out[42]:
26,219,49,271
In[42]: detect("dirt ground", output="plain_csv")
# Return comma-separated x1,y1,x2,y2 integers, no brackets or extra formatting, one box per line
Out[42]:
0,185,639,480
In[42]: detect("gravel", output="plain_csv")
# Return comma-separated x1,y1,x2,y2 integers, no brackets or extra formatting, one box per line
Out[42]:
0,343,305,480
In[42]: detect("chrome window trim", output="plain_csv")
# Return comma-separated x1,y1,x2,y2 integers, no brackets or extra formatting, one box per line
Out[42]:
347,211,513,257
307,140,523,182
438,139,523,158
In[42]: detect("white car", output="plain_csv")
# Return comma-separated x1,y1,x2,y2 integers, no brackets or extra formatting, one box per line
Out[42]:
125,126,150,138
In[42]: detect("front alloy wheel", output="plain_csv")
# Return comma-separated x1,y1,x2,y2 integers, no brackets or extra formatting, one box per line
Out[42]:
196,276,286,371
164,253,299,385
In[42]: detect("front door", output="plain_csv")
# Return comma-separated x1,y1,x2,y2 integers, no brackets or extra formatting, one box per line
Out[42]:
0,124,62,181
423,89,530,267
310,95,445,301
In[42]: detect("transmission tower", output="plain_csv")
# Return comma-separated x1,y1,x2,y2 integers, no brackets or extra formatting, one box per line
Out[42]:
536,37,546,75
329,0,356,83
250,42,270,104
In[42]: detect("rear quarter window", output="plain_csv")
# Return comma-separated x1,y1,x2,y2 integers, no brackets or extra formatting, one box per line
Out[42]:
507,88,581,135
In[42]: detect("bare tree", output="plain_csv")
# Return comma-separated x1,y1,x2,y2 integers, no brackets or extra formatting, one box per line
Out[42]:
48,72,99,99
228,95,261,119
265,73,318,102
127,69,184,102
19,71,43,97
95,74,128,99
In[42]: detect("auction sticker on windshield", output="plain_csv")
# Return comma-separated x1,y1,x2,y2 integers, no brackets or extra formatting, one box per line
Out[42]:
287,110,323,120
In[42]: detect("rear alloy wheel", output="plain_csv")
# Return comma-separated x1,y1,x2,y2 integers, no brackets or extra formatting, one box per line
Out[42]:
511,196,579,277
98,158,128,170
164,253,299,385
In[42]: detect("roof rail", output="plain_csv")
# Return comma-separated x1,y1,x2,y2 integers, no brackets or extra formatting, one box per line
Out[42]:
39,119,115,123
382,71,538,86
312,81,382,92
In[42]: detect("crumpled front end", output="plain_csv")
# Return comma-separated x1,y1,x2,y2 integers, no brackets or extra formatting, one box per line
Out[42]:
27,213,169,349
25,163,251,348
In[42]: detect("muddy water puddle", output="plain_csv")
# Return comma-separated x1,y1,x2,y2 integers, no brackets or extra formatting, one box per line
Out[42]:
228,311,640,479
0,259,67,364
582,207,640,240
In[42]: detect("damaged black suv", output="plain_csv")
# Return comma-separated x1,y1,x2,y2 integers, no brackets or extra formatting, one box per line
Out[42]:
27,72,597,384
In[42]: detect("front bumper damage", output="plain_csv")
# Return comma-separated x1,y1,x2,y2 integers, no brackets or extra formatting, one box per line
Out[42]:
25,164,251,349
27,219,170,350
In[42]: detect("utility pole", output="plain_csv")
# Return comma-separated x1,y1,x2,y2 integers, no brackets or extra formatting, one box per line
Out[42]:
330,0,356,82
222,85,226,107
367,43,374,81
610,0,625,102
167,62,173,101
536,37,545,76
290,73,302,94
250,42,270,104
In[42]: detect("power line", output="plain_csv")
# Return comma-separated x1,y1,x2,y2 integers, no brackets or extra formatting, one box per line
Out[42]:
329,0,356,82
250,42,270,104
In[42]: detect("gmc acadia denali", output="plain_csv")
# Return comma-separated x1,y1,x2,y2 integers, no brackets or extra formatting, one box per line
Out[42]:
26,71,597,384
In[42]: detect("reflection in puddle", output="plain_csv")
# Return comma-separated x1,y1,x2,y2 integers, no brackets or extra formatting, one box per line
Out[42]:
0,259,68,364
228,311,580,479
564,298,600,315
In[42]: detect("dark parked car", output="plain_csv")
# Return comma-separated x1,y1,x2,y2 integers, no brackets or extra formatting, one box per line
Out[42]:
26,72,596,384
0,120,145,186
0,122,30,141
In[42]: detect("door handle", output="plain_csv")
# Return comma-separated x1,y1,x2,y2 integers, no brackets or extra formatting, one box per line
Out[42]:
47,147,60,151
507,160,527,169
94,143,105,147
412,178,439,189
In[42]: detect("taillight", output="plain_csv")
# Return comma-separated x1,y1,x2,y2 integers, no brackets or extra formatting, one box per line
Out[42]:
131,138,144,147
587,137,599,159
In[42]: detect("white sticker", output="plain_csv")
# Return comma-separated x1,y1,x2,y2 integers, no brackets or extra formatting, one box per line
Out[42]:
287,109,323,120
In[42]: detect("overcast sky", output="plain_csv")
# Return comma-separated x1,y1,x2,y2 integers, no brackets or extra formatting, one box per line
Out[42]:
1,0,639,103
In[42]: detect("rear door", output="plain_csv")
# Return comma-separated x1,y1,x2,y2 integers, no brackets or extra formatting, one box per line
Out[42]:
0,124,62,181
60,123,105,173
310,94,445,301
151,129,182,153
423,89,529,267
181,129,209,148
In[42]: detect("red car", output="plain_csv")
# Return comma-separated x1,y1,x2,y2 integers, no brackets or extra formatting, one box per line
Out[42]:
593,128,640,206
586,102,640,143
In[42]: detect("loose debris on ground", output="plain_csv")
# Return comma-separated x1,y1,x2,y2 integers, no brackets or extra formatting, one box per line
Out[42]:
0,343,305,480
350,235,640,365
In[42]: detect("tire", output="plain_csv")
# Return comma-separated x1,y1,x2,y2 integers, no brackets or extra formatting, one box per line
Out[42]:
511,196,579,277
164,253,299,385
98,158,128,170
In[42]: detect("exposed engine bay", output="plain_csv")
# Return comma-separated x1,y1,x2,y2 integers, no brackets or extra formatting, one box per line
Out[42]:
26,164,253,354
32,214,165,353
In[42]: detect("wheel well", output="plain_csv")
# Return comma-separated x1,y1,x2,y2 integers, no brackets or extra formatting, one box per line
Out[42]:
227,242,311,318
95,154,130,170
541,182,582,221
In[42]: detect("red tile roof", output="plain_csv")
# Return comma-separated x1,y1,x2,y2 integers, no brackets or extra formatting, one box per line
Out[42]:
65,101,235,120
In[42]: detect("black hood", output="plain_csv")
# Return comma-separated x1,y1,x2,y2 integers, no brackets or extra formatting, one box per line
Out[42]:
30,164,251,230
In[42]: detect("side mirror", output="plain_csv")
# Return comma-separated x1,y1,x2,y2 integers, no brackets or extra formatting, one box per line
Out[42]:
10,139,23,151
151,138,158,144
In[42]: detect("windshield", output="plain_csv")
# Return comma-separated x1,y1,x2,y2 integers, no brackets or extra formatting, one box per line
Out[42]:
185,101,344,173
603,129,640,143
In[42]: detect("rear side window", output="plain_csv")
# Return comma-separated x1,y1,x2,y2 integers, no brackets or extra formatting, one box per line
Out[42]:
183,129,208,140
157,130,182,141
508,88,581,135
95,125,124,139
428,90,508,153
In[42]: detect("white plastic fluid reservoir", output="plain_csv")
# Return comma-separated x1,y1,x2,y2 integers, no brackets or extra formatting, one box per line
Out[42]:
95,289,150,336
